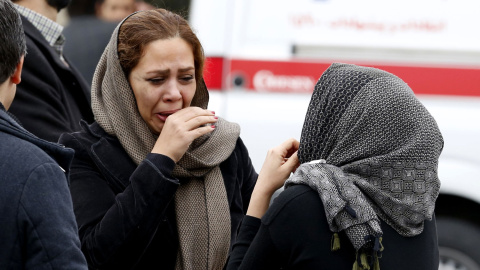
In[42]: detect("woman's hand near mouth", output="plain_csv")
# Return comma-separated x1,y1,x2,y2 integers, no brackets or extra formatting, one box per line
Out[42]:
151,107,218,163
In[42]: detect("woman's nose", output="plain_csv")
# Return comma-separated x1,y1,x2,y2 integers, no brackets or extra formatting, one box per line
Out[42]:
162,80,183,102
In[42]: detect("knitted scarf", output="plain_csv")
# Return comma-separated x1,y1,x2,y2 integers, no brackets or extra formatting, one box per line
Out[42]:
285,63,443,269
91,15,240,270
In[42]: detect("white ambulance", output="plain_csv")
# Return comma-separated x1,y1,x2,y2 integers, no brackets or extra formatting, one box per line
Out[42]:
190,0,480,269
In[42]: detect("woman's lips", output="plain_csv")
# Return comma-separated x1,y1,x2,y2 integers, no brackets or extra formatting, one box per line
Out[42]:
156,110,179,122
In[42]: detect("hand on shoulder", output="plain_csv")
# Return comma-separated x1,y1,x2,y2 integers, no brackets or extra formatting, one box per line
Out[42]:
247,138,300,218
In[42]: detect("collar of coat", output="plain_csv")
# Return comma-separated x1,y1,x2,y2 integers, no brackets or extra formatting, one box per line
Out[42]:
73,120,137,192
0,106,74,179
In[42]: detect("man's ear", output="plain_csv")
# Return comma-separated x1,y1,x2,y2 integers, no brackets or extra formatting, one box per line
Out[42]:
95,2,103,17
11,56,24,85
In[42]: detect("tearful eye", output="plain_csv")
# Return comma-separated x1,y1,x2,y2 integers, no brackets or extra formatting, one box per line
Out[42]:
180,75,194,83
148,78,165,84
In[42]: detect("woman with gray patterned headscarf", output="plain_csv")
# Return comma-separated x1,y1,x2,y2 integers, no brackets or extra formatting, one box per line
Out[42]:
227,63,443,270
58,8,299,270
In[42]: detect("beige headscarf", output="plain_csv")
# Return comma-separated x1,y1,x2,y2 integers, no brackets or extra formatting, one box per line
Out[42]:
91,13,240,270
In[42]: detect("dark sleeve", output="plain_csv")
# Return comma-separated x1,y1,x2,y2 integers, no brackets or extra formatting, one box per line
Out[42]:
236,138,258,212
227,216,282,270
60,133,179,269
20,163,87,269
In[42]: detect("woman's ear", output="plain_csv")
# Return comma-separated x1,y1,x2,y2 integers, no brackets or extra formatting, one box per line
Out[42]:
11,56,24,85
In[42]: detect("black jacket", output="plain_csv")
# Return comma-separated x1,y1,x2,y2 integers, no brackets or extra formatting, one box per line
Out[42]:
59,121,258,269
0,104,87,269
228,184,439,270
9,16,94,143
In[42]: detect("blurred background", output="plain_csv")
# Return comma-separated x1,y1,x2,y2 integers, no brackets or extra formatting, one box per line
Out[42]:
61,1,480,269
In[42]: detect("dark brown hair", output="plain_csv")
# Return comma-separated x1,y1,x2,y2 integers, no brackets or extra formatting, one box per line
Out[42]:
118,9,205,88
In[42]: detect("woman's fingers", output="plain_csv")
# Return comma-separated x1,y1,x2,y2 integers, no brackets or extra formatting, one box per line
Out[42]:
284,151,300,173
186,115,218,130
168,107,217,132
192,123,217,137
248,139,300,219
280,138,300,158
256,139,300,194
171,106,215,121
151,107,218,162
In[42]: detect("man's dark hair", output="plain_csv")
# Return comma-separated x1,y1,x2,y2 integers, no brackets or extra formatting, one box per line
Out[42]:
67,0,96,17
0,0,26,84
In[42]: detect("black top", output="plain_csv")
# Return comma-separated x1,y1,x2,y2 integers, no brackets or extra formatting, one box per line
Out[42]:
59,121,257,269
228,184,439,270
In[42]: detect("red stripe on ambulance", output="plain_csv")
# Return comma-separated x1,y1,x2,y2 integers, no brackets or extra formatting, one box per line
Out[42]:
204,57,480,97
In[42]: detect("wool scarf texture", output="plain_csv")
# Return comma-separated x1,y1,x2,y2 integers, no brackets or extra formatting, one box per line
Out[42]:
285,63,443,269
91,14,240,270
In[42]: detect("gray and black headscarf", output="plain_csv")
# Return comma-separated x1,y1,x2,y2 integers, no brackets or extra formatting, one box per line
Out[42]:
91,10,240,270
285,63,443,269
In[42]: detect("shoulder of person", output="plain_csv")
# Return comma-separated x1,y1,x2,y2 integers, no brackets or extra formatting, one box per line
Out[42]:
262,184,319,225
221,136,256,175
58,121,137,185
59,120,110,148
0,131,66,181
231,137,249,156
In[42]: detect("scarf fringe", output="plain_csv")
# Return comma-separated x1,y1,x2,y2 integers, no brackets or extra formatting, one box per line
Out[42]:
331,233,341,251
353,252,381,270
331,233,383,270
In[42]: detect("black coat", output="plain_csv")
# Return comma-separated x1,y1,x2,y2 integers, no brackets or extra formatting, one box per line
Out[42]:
228,184,439,270
59,121,258,269
0,104,87,269
9,16,94,143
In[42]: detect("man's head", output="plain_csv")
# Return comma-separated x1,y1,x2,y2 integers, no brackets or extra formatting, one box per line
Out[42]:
46,0,71,11
96,0,135,22
67,0,96,17
11,0,72,14
0,0,26,109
